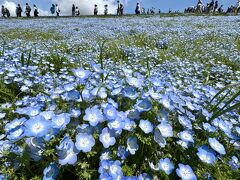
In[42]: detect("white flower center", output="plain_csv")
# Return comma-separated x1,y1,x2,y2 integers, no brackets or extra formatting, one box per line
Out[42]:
33,123,43,133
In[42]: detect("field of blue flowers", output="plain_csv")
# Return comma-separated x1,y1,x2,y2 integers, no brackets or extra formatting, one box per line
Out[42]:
0,15,239,179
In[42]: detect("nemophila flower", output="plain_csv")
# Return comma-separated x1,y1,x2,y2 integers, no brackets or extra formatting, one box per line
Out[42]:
159,158,174,175
5,117,26,132
43,162,59,180
100,128,116,148
197,145,217,164
25,137,45,161
100,150,112,161
24,116,52,137
109,160,123,178
56,136,79,165
123,119,136,132
75,133,95,153
104,104,118,120
139,120,153,134
126,77,143,88
126,109,140,120
72,67,91,82
0,174,8,180
177,140,190,149
203,123,216,133
154,128,167,147
127,137,139,155
7,126,25,141
92,87,107,99
64,90,80,101
70,109,81,118
82,88,93,101
176,164,197,180
117,146,129,160
83,106,104,126
39,111,55,120
108,117,124,131
208,138,226,155
178,115,192,130
52,113,71,129
0,113,6,119
25,106,41,117
229,156,240,171
178,131,194,143
123,86,139,100
161,95,174,110
138,173,152,180
135,99,152,112
91,62,103,73
157,122,173,138
64,83,75,92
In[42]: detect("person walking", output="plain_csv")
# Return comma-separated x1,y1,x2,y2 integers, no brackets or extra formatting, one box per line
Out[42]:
1,5,5,17
94,4,98,16
117,1,121,15
16,4,22,17
25,3,31,17
104,5,108,15
72,4,75,16
135,2,141,15
50,4,55,15
75,6,80,16
56,4,60,16
236,0,240,14
33,4,39,17
120,4,124,15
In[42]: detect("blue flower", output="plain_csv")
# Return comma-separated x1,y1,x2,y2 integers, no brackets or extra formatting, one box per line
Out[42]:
75,133,95,153
159,158,174,175
7,126,25,141
154,128,167,148
83,106,104,126
176,164,197,180
25,137,45,161
123,86,139,100
52,113,71,129
43,162,59,180
126,137,139,155
24,116,52,137
135,99,152,112
108,160,123,178
104,104,118,120
229,156,240,171
72,67,91,82
197,145,217,164
117,146,129,160
157,122,173,138
126,77,143,88
99,128,116,148
178,131,194,143
139,120,153,134
56,136,79,165
208,138,226,155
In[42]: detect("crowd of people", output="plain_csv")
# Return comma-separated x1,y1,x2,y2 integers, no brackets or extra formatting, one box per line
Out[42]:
1,3,39,18
185,0,240,14
1,1,240,18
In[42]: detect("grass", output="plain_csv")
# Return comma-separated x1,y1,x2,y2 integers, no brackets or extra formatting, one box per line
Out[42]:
1,29,63,41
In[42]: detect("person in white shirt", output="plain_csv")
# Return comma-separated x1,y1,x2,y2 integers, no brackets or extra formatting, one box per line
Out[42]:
56,4,60,16
75,7,80,16
135,2,141,15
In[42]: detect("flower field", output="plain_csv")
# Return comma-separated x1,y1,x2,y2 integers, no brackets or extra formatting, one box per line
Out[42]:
0,16,239,179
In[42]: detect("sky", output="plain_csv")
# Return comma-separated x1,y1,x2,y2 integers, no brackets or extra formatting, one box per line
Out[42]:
0,0,238,16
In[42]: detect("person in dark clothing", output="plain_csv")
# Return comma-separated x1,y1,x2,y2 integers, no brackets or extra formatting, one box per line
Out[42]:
72,4,75,16
5,8,10,17
104,5,108,15
16,4,22,17
135,3,141,15
25,3,31,17
50,4,55,15
120,4,124,15
214,1,218,13
33,4,38,17
94,4,98,15
1,5,5,17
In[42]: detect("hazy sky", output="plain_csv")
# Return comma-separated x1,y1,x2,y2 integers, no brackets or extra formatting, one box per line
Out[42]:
0,0,238,15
